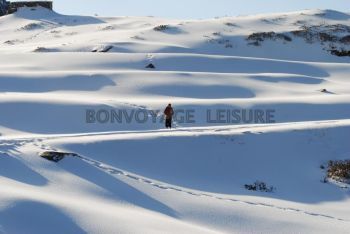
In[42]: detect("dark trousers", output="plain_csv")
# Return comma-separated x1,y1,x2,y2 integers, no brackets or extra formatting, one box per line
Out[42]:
165,118,172,128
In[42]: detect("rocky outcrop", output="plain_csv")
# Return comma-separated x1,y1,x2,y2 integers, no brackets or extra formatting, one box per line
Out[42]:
40,151,77,162
1,1,53,16
330,49,350,57
7,1,53,14
145,63,156,69
247,32,292,46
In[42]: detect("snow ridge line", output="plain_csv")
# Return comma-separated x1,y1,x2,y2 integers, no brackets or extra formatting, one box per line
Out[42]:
2,119,350,142
76,154,350,223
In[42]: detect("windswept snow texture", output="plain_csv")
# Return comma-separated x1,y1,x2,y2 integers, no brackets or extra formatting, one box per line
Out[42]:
1,6,350,234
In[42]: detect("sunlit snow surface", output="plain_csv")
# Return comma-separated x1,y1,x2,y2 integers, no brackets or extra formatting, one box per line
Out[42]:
0,7,350,234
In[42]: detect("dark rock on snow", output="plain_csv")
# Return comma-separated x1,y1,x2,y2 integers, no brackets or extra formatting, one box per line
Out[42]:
145,63,156,69
330,49,350,57
40,151,78,162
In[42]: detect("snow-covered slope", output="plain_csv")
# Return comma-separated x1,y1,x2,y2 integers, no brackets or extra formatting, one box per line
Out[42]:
0,7,350,234
1,7,350,61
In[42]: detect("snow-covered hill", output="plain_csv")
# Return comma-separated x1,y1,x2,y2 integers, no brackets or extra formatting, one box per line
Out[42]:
0,7,350,234
1,7,350,61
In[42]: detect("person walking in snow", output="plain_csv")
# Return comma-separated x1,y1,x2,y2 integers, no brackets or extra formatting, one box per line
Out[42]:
164,104,174,129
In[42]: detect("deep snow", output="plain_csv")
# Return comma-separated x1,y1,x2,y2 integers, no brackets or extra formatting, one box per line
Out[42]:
0,6,350,234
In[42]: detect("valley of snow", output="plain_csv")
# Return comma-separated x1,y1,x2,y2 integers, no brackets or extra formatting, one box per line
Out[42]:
0,7,350,234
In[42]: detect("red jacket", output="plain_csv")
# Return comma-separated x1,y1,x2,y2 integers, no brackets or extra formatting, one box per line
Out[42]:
164,106,174,119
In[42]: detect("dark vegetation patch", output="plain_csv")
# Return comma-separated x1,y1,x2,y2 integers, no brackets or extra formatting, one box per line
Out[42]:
33,47,55,52
246,31,292,46
330,50,350,57
205,33,234,48
3,39,20,45
225,22,239,27
18,23,44,31
244,181,275,192
327,160,350,183
153,24,183,34
153,25,170,31
246,24,350,57
291,24,350,44
339,35,350,44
